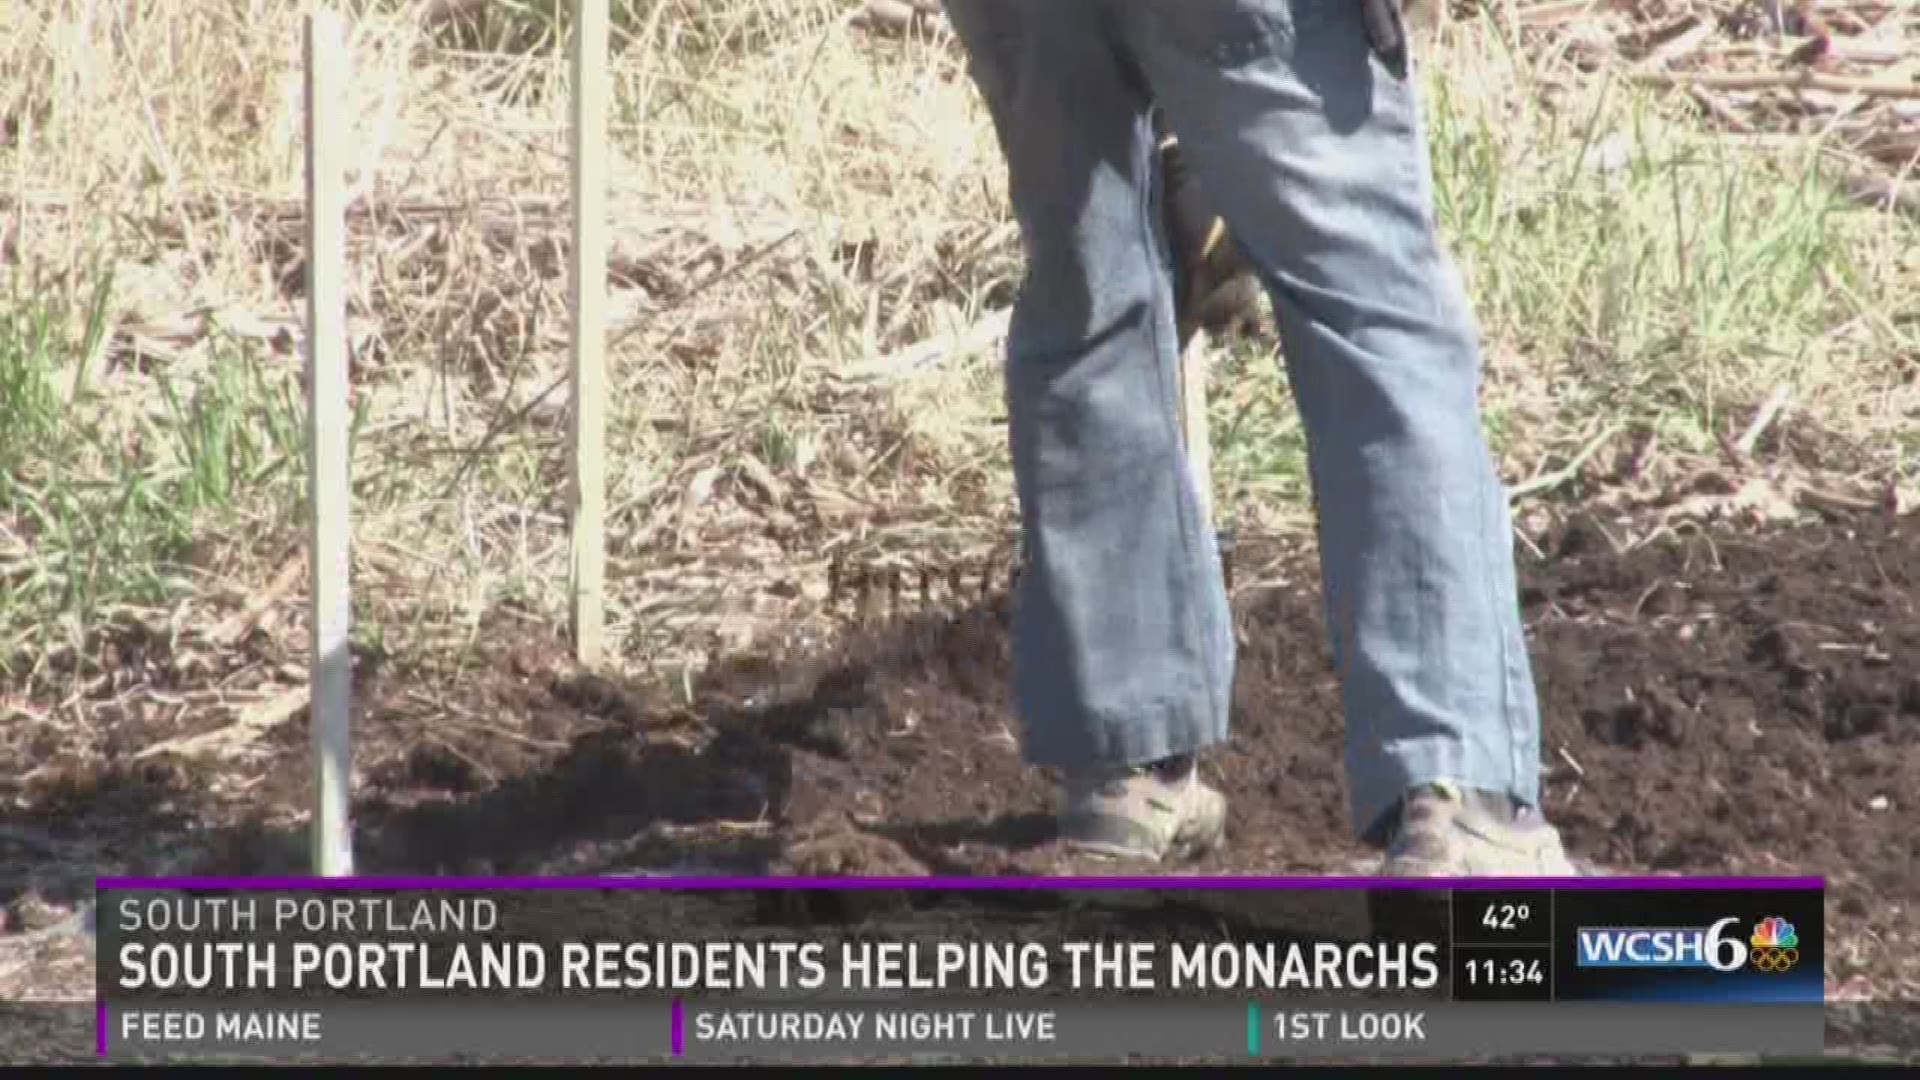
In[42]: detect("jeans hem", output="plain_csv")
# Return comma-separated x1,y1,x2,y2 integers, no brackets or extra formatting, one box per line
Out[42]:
1349,741,1472,844
1021,698,1230,775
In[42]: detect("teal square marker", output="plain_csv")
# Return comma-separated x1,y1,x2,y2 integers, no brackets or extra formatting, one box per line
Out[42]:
1246,1003,1261,1056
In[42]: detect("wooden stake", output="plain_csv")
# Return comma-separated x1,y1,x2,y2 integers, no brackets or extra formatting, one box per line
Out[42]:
570,0,610,668
1634,70,1920,100
304,6,354,877
1178,339,1215,526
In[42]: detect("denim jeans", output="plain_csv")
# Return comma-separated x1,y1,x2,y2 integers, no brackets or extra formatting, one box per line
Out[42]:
942,0,1541,840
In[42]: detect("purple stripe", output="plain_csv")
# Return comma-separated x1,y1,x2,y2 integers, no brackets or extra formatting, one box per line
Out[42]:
91,874,1823,890
96,1001,106,1056
671,998,685,1056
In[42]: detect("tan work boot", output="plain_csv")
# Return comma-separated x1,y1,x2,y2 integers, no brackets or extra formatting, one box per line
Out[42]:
1057,756,1226,862
1379,781,1586,877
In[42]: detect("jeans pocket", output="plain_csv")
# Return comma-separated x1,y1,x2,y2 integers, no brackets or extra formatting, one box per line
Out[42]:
1142,0,1353,66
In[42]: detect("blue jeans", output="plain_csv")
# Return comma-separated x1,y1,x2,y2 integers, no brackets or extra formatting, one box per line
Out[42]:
942,0,1541,840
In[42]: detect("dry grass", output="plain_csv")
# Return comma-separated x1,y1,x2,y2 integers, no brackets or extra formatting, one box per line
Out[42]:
0,0,1915,696
2,1,1917,1042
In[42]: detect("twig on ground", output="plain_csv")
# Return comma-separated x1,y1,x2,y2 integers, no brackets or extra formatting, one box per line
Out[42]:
1630,578,1669,618
1688,85,1755,132
207,554,305,646
1515,0,1600,27
1860,129,1920,172
844,308,1010,382
1714,424,1751,472
1630,17,1714,69
1735,383,1794,458
853,0,946,36
409,691,574,752
1510,422,1623,502
1633,70,1920,99
1799,485,1882,515
1837,173,1920,218
607,227,802,355
423,731,499,789
1557,746,1587,778
131,685,310,761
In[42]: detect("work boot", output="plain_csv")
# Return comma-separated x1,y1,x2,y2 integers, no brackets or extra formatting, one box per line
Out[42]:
1378,781,1585,877
1057,755,1226,862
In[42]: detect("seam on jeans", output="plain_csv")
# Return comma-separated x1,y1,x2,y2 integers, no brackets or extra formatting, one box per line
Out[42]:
1391,46,1523,800
1414,58,1527,799
1468,355,1522,797
1386,58,1427,211
1134,113,1222,733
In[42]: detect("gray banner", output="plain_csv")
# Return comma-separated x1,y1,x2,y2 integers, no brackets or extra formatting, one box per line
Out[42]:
100,999,1824,1063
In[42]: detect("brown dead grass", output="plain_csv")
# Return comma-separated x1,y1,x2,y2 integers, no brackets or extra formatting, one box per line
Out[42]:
2,0,1915,690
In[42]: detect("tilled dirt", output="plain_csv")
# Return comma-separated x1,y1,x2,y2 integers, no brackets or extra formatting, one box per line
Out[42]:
2,507,1916,1061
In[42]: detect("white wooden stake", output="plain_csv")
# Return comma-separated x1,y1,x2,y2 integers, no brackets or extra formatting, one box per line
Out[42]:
1179,339,1215,526
569,0,610,668
305,6,354,877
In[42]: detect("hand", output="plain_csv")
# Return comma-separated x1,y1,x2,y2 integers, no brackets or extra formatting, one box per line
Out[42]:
1360,0,1408,79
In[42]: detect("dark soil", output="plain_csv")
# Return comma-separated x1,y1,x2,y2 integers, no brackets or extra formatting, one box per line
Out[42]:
3,507,1916,1060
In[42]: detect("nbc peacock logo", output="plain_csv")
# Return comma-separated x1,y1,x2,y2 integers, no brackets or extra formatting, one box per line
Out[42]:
1749,917,1799,973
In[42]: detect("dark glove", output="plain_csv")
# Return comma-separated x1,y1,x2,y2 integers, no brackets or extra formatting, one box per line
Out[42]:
1361,0,1409,79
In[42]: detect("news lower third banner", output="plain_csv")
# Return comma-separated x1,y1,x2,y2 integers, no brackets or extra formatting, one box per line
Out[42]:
94,876,1826,1063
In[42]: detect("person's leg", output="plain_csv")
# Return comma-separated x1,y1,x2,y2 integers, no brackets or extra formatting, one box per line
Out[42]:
941,0,1233,860
1114,0,1574,872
